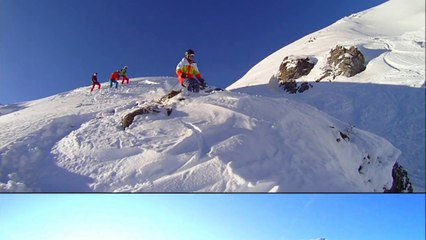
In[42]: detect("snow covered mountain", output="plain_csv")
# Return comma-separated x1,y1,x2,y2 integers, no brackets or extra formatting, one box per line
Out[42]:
0,77,407,192
0,0,424,192
229,0,425,192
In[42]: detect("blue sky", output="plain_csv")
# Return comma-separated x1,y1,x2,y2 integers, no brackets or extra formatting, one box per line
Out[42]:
0,194,424,240
0,0,388,104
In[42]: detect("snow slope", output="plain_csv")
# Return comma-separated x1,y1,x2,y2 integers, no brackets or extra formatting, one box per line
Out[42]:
228,0,425,191
0,77,400,192
1,0,423,192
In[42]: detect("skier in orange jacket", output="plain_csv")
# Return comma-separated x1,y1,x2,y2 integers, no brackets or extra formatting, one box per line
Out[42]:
176,49,206,93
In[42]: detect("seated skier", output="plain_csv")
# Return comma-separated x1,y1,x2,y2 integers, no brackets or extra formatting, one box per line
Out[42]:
176,49,206,93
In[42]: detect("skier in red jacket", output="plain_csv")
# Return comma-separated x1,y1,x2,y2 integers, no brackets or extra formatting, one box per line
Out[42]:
110,70,120,88
90,72,101,92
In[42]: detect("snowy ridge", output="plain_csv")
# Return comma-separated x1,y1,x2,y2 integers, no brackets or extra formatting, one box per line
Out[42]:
227,0,425,191
228,0,425,89
0,77,400,192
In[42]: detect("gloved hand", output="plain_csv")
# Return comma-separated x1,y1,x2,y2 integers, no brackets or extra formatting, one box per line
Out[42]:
199,78,207,88
181,73,187,79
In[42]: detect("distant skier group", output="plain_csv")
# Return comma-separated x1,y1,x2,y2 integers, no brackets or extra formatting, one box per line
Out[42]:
90,49,206,93
90,66,129,92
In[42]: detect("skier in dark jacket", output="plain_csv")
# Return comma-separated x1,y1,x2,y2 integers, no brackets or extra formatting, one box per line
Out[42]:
91,72,101,92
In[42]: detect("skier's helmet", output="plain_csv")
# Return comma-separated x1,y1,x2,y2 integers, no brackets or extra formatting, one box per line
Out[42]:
124,66,128,69
185,49,195,57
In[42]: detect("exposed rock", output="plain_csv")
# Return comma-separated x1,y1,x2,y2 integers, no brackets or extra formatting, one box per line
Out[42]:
121,107,155,129
307,37,316,43
339,131,350,141
298,82,311,93
158,90,182,104
281,81,313,94
385,162,414,192
277,56,315,83
276,56,315,94
318,45,366,81
121,90,181,129
282,81,298,94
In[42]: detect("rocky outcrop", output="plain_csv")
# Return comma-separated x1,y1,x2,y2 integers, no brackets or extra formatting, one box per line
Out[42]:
277,56,315,83
277,56,315,94
318,45,366,81
385,162,414,192
275,46,367,93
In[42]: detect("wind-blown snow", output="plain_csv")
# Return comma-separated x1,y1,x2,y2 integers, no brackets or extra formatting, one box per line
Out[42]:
1,0,424,192
228,0,425,191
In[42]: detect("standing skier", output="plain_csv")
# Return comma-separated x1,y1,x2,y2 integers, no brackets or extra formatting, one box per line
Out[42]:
121,66,129,84
176,49,206,93
90,72,101,92
109,70,120,88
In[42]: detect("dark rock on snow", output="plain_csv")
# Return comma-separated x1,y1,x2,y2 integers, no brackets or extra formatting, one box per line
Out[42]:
318,45,366,81
385,162,414,192
121,90,181,129
277,56,315,83
277,56,315,94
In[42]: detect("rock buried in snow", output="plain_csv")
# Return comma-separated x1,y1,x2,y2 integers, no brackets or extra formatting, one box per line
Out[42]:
121,105,173,129
122,106,155,129
121,86,223,129
157,90,182,104
121,90,182,129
